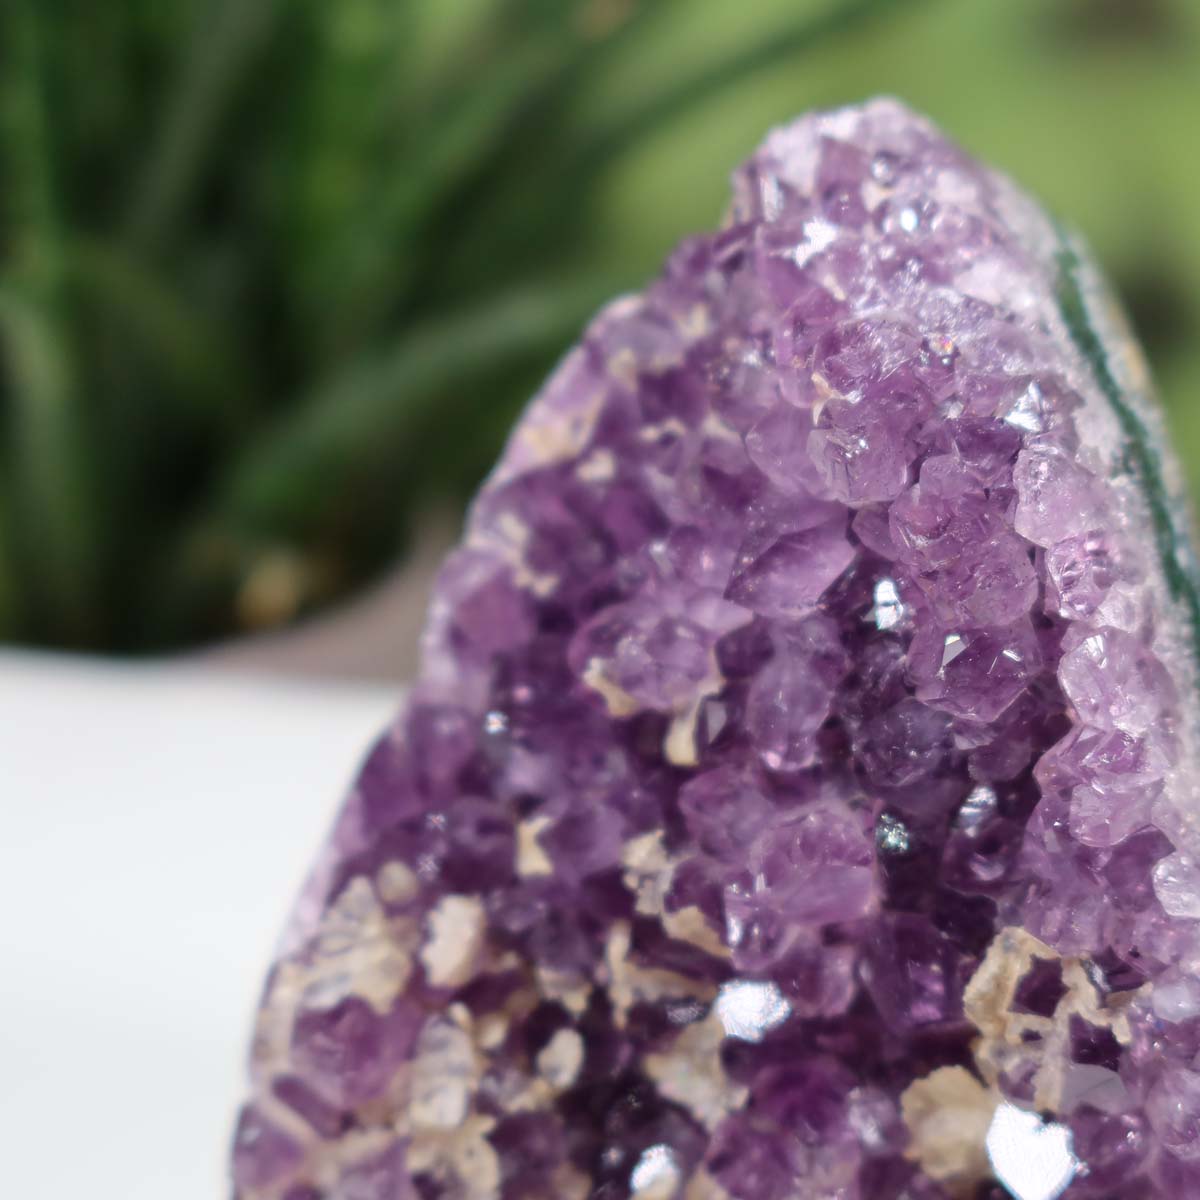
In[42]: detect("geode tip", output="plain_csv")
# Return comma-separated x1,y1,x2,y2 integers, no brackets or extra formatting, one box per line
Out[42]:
231,98,1200,1200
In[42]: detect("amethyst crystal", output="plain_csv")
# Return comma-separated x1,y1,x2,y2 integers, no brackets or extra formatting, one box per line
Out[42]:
231,100,1200,1199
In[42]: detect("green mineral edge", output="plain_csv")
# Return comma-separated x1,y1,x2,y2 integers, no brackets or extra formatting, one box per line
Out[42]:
1053,232,1200,673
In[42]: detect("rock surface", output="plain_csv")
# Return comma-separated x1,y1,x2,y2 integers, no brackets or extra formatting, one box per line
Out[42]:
231,99,1200,1199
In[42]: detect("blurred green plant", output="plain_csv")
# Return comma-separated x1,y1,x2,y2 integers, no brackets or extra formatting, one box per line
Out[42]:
1,0,1198,653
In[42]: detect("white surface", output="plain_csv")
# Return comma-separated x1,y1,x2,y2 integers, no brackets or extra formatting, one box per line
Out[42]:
0,653,398,1199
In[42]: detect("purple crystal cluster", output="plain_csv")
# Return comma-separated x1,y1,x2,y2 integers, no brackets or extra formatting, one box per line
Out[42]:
231,100,1200,1199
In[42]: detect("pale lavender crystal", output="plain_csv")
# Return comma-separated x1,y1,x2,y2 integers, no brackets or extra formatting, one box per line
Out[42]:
231,100,1200,1199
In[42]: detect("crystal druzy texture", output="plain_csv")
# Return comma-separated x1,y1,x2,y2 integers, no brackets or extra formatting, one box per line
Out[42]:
232,100,1200,1199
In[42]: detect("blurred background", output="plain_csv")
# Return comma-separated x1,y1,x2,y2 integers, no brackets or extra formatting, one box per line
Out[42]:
2,4,1198,1197
2,0,1198,676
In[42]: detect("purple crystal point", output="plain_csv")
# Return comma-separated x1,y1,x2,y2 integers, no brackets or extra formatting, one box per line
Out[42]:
232,99,1200,1199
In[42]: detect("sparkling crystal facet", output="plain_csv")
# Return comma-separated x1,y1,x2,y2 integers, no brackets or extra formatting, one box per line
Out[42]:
232,99,1200,1199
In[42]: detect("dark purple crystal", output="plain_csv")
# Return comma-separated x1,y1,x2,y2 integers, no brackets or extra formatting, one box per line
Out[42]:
232,99,1200,1199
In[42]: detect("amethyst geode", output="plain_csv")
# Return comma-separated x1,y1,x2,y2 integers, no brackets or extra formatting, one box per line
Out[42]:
231,100,1200,1199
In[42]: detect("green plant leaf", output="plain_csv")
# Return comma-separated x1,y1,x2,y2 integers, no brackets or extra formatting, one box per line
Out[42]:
572,0,920,174
1,1,97,641
209,276,621,536
125,0,284,251
0,283,94,640
311,0,671,353
68,237,246,434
